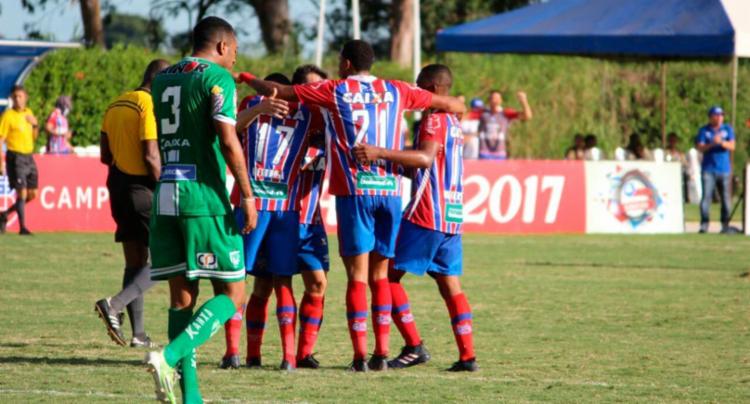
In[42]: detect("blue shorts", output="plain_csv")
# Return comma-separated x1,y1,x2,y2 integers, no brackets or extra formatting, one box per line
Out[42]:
298,223,330,272
235,208,300,277
335,195,402,258
393,220,463,277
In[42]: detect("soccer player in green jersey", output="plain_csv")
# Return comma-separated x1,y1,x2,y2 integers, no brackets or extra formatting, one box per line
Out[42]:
144,17,256,404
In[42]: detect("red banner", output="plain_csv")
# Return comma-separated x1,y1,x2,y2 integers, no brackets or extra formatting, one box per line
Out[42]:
1,155,115,233
2,156,585,234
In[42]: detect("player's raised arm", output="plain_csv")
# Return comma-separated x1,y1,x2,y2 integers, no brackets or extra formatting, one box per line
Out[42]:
235,72,299,102
429,94,466,115
236,89,290,132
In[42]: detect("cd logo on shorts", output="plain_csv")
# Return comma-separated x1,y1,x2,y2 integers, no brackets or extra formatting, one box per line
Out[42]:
197,252,218,269
606,169,663,228
229,250,241,267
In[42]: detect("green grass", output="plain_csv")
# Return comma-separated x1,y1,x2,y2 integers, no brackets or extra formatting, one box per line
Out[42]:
1,233,748,402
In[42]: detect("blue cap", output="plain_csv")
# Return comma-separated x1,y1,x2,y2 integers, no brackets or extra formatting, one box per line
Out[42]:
708,106,724,116
470,98,484,109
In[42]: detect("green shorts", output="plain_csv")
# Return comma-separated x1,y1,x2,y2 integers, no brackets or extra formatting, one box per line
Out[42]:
149,214,245,282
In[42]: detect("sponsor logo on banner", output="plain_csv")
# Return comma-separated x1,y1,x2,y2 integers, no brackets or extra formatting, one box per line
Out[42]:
605,169,662,227
197,252,218,269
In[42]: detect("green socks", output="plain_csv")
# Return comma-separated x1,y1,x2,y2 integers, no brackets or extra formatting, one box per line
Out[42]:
168,308,202,404
165,294,237,366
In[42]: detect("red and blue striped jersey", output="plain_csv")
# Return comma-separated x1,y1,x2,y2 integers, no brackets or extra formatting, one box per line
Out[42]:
234,95,322,211
404,112,464,234
294,75,433,196
294,132,326,225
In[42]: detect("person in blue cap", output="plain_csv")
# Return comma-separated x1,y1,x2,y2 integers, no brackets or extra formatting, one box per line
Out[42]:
695,106,736,233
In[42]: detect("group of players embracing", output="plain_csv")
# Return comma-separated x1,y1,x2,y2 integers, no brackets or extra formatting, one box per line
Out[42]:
132,16,477,404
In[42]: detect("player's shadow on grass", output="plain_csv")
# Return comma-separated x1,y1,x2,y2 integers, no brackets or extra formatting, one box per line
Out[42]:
0,355,142,366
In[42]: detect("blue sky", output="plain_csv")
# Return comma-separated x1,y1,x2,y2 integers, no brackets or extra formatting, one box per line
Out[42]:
0,0,320,56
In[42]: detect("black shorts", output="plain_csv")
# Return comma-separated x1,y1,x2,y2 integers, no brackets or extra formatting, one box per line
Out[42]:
107,166,155,245
6,151,38,189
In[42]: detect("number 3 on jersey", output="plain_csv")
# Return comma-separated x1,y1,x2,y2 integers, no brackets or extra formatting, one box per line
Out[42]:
161,86,181,134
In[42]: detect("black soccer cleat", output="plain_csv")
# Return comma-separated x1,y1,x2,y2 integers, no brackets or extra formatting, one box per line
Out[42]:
349,358,369,372
219,354,241,369
279,359,295,372
130,335,158,349
388,342,431,369
367,354,388,371
94,298,126,346
447,358,478,372
246,357,262,369
297,355,320,369
19,227,32,236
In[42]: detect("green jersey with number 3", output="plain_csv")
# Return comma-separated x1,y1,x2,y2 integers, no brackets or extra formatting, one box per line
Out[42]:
151,57,237,216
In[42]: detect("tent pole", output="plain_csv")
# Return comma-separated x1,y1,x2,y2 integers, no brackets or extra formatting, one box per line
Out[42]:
732,55,738,130
660,62,667,148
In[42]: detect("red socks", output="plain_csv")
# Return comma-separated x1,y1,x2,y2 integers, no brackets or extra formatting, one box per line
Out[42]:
245,294,269,361
223,305,244,358
346,281,368,360
275,284,297,366
389,281,422,347
297,293,324,360
370,279,392,356
445,293,475,361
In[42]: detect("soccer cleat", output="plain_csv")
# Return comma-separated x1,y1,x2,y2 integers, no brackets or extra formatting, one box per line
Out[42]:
297,355,320,369
94,298,126,346
246,357,262,368
447,358,479,372
279,359,295,372
131,335,159,348
219,354,241,369
368,354,388,371
388,342,431,369
348,358,369,372
0,212,7,233
144,350,177,403
19,227,32,236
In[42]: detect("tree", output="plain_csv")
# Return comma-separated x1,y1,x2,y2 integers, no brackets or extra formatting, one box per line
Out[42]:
245,0,290,54
103,12,166,51
390,0,413,67
21,0,105,47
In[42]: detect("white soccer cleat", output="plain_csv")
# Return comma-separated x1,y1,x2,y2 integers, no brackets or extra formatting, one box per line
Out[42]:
144,350,177,403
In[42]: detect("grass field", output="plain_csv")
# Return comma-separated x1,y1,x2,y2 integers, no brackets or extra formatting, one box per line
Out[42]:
0,233,748,403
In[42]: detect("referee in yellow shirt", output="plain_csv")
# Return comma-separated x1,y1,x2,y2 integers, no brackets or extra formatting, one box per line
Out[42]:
0,85,39,235
95,59,169,348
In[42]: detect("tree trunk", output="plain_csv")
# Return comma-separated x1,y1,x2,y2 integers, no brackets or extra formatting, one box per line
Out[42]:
79,0,105,48
249,0,290,54
390,0,413,68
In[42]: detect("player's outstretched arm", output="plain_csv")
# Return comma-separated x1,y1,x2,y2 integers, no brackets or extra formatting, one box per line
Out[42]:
353,140,440,169
235,72,300,102
429,95,466,115
236,89,290,132
216,119,257,233
517,91,532,121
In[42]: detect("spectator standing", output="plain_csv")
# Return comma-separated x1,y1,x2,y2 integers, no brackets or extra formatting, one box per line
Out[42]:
94,59,170,348
45,95,73,154
625,133,652,161
0,85,39,235
565,134,585,160
477,90,532,160
461,98,484,159
695,106,735,233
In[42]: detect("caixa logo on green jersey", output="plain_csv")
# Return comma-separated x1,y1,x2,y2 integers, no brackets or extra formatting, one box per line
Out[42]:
197,252,218,269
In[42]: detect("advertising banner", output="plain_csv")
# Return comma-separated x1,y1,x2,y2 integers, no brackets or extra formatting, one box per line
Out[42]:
584,161,684,234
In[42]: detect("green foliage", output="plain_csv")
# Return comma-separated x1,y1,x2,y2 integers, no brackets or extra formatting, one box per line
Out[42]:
23,46,750,169
103,12,167,51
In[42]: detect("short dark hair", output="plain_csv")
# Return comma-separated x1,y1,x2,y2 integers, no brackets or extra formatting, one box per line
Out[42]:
489,89,502,97
340,40,374,72
292,64,328,85
417,64,452,88
264,73,291,85
11,85,25,94
142,59,171,86
192,16,236,52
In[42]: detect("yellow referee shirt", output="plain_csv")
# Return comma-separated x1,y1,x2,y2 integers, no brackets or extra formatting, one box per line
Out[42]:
0,107,36,154
101,90,157,176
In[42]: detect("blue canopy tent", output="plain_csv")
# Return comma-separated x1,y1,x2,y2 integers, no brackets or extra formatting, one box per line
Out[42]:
435,0,750,144
0,40,80,112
